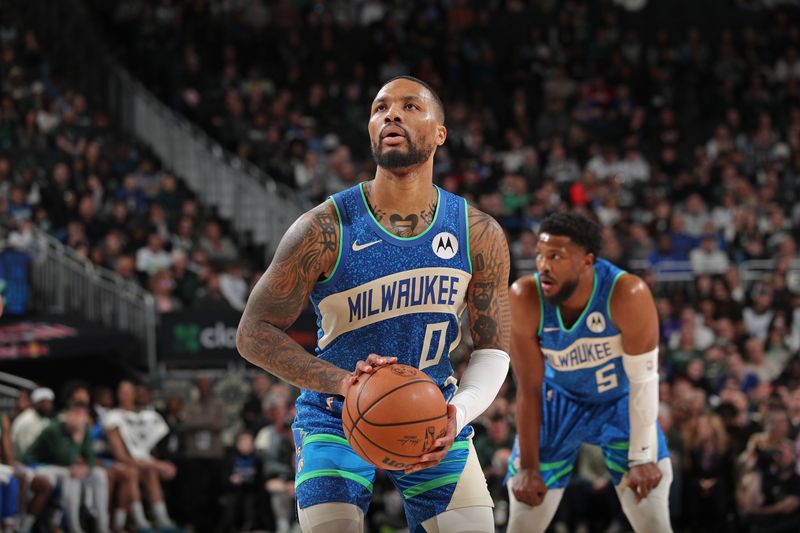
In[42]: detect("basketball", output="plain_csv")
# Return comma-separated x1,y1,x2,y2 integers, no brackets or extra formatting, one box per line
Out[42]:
342,364,448,471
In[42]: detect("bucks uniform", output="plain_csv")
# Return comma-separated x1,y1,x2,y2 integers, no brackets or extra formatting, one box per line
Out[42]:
293,183,488,531
507,259,669,489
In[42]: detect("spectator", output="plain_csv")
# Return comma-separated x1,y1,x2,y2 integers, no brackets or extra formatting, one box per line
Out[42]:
682,413,733,532
193,270,231,310
718,353,760,395
0,412,52,532
149,269,182,314
104,381,175,530
199,220,237,265
746,337,781,384
135,233,171,276
10,387,53,460
744,287,776,342
744,442,800,532
254,388,294,533
171,250,201,308
217,431,263,533
690,235,730,275
240,375,271,434
178,377,228,530
219,262,248,312
23,400,110,533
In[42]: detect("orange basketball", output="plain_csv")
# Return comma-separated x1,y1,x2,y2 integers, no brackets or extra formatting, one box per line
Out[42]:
342,364,448,471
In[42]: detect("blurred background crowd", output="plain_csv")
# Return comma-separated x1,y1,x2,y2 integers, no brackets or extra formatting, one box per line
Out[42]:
1,0,800,531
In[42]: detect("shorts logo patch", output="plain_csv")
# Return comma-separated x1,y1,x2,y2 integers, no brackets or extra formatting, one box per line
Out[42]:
586,312,606,333
432,232,458,260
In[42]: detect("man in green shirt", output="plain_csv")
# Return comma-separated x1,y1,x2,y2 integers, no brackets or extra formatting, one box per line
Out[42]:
24,400,110,533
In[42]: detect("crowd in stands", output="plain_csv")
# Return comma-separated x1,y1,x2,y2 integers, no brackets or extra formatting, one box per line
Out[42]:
0,374,298,532
0,11,260,317
0,0,799,531
88,0,800,530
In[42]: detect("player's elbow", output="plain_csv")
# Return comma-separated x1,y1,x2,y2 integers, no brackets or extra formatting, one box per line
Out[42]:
235,316,257,362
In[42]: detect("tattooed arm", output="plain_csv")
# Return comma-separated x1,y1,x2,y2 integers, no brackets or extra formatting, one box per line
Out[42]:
407,206,512,473
236,202,351,395
466,206,511,352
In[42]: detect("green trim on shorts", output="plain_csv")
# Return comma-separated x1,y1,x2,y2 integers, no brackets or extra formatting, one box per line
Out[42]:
403,473,462,499
302,434,350,447
539,458,570,471
395,440,471,481
294,469,373,491
544,464,574,488
605,458,628,475
606,441,629,450
508,458,569,478
449,441,470,452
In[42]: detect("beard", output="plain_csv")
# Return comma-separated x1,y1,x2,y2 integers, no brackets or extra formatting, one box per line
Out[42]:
371,135,434,169
543,278,579,306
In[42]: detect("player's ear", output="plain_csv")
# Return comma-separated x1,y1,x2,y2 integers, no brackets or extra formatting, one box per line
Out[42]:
584,253,595,270
436,125,447,146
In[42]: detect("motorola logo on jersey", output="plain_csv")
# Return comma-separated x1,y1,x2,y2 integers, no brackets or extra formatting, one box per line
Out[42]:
432,232,458,259
586,312,606,333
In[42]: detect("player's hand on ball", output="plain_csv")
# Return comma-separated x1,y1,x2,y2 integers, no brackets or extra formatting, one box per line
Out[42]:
340,353,398,395
627,462,662,502
404,403,458,474
512,468,547,506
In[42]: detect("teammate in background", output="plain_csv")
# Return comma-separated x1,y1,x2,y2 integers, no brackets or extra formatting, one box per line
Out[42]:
237,76,511,532
506,213,672,533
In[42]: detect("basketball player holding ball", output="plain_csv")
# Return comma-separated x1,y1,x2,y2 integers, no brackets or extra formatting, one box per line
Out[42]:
505,213,673,532
237,76,511,532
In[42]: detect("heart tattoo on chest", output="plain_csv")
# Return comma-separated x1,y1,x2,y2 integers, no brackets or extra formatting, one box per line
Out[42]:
389,214,419,236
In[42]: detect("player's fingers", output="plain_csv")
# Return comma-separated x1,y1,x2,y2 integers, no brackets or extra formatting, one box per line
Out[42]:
418,448,448,464
367,353,397,365
354,360,374,374
628,480,641,502
513,488,534,506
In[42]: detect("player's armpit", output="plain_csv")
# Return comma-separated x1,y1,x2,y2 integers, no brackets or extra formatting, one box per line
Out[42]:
236,201,349,395
466,206,511,353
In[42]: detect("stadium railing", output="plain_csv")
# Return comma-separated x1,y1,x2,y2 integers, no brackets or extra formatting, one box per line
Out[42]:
12,0,309,263
30,228,158,374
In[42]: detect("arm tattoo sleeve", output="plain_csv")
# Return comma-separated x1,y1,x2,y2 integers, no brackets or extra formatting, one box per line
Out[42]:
236,203,349,394
466,207,511,352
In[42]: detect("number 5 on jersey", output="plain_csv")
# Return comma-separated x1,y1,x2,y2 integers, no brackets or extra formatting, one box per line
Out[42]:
419,322,448,370
595,363,618,393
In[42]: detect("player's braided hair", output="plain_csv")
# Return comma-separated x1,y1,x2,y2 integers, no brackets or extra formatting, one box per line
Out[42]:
540,212,602,259
382,75,445,124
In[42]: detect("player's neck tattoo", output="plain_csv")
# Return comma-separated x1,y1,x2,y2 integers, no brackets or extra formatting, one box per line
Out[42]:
364,182,437,238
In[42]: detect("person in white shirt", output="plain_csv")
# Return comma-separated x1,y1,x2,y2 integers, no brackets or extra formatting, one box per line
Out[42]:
104,381,175,529
220,262,249,312
690,235,730,274
11,387,54,459
135,233,172,275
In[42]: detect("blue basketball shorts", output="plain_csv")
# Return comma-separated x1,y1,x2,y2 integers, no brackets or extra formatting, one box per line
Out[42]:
292,425,493,533
506,381,669,489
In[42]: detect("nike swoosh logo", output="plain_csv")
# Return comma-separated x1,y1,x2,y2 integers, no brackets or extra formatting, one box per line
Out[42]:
352,240,381,252
543,327,561,332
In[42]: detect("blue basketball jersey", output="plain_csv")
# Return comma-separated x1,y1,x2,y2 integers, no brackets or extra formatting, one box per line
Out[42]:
294,183,473,435
536,258,627,404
